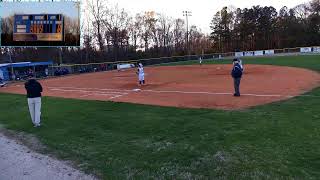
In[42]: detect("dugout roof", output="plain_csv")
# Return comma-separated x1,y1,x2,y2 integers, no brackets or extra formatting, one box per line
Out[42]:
0,61,53,68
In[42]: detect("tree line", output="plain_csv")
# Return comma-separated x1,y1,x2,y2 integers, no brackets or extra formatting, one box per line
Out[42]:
210,0,320,52
0,0,319,64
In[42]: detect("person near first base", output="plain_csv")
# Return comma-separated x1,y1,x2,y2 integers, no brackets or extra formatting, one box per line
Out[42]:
231,58,243,97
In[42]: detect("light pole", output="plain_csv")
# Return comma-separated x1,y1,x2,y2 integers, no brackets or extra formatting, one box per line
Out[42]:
59,47,62,65
7,48,14,80
183,10,192,59
74,1,80,45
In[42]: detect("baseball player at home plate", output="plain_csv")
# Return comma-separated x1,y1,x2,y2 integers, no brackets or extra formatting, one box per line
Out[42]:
136,62,145,85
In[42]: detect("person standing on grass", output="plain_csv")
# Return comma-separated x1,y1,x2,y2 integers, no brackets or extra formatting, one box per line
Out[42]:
25,77,43,127
231,58,243,97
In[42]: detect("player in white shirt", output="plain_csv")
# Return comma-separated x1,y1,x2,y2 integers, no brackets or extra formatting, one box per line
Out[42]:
238,59,244,72
136,63,145,85
199,56,202,66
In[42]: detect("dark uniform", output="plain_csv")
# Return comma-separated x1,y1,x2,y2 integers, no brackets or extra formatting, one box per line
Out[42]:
231,59,243,96
25,79,43,127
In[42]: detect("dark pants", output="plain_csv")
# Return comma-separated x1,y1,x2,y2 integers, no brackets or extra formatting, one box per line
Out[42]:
233,77,241,95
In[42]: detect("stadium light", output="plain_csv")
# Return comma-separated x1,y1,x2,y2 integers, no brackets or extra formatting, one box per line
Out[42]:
183,11,192,58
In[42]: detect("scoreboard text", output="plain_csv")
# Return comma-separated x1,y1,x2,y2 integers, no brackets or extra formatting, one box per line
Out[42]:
13,14,64,42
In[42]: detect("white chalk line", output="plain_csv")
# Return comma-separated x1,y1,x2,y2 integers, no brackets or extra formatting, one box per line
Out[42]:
49,88,128,95
142,90,290,97
109,94,126,99
79,93,118,98
49,88,129,100
142,90,319,98
46,86,320,98
48,86,134,92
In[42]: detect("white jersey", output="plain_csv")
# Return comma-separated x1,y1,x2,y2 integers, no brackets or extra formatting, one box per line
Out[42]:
238,60,244,71
138,67,144,81
138,67,144,75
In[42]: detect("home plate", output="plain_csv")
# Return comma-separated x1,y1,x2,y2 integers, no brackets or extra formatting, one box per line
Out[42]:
132,89,141,92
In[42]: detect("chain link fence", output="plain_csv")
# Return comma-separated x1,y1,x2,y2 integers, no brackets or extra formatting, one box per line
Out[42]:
50,46,320,77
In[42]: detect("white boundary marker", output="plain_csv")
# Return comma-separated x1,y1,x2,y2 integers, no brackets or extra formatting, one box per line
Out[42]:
48,86,134,92
49,88,128,95
109,94,126,99
46,86,320,98
48,87,129,100
79,93,120,98
141,89,297,98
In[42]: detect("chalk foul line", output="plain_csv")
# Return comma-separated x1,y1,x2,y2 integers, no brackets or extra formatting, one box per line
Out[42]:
46,86,319,98
48,88,129,100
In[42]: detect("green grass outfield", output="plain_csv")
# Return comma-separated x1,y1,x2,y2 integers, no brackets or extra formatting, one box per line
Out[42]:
1,55,320,179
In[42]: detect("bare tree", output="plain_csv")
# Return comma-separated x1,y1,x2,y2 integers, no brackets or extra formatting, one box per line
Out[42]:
102,4,131,61
87,0,107,52
157,14,173,48
1,16,14,34
128,14,143,51
83,10,94,63
173,18,185,54
294,3,311,20
139,11,157,51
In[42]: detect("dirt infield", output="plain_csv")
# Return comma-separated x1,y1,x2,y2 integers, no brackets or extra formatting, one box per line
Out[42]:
1,64,320,110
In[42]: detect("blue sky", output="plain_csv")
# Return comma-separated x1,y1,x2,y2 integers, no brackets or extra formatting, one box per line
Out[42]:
0,1,79,18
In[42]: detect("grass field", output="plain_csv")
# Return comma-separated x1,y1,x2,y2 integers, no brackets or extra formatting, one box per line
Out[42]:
1,55,320,179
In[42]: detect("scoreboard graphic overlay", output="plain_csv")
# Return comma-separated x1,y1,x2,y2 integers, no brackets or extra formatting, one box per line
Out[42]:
13,14,64,42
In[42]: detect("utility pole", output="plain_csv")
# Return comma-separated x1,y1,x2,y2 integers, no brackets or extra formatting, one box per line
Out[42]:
8,48,14,79
59,47,62,65
75,1,80,45
183,11,192,59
